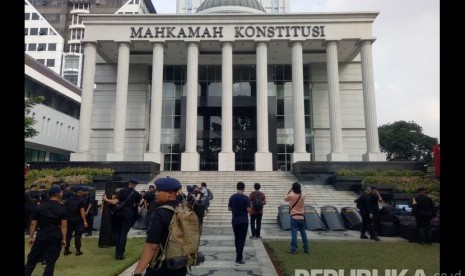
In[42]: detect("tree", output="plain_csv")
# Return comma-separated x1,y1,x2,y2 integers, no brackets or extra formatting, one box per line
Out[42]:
25,96,45,139
378,120,438,163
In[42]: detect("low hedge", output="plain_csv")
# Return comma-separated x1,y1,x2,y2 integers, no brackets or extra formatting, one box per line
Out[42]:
25,167,114,187
336,169,440,206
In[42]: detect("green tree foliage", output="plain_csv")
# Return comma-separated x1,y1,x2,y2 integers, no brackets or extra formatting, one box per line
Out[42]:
378,120,438,163
25,96,45,138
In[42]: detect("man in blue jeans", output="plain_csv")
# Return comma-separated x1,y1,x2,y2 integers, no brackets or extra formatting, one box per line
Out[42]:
228,181,251,265
284,182,309,254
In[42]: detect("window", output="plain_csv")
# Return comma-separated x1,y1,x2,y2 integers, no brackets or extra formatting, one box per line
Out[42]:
28,44,36,51
47,43,56,51
30,28,38,35
37,59,45,65
49,29,56,35
39,28,48,35
24,28,28,35
65,56,80,70
46,59,55,67
37,43,46,51
135,0,139,4
64,74,78,85
25,13,30,20
25,44,27,51
31,13,39,20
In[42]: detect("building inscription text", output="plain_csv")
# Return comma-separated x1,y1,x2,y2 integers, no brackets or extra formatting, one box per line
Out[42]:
130,25,326,40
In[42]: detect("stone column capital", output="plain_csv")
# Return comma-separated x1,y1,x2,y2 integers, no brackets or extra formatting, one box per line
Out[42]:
114,41,133,48
323,40,340,48
254,41,269,47
289,40,305,47
357,39,376,47
221,41,234,48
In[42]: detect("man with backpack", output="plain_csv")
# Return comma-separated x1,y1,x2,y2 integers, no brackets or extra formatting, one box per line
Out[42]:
132,177,188,276
249,183,266,239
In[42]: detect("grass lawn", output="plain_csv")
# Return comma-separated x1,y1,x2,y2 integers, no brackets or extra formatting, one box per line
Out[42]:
24,237,145,276
265,241,439,276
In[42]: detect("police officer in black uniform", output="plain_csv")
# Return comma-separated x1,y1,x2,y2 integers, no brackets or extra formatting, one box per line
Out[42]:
102,179,142,260
25,184,41,234
143,185,156,227
355,186,381,241
83,186,95,236
369,187,383,235
412,187,436,244
25,185,67,276
63,186,88,256
132,177,186,276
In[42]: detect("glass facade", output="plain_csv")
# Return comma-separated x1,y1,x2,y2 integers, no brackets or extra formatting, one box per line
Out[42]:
160,64,311,171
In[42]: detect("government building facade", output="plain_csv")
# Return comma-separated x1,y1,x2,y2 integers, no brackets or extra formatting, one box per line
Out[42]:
70,0,386,171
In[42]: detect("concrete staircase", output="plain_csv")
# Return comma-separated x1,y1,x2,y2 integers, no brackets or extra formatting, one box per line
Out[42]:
133,171,359,224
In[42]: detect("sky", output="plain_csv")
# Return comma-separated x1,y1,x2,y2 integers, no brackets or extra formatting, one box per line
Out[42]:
152,0,440,141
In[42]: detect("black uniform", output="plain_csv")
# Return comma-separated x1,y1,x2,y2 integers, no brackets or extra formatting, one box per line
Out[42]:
369,192,381,234
63,195,86,254
412,193,436,244
25,200,67,276
145,200,187,276
114,187,141,259
143,191,156,227
355,191,379,240
25,190,41,232
84,193,96,235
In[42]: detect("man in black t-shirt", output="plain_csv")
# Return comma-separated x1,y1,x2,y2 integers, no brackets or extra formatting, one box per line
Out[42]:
25,185,67,276
132,177,186,276
63,186,88,256
412,187,437,244
102,179,142,260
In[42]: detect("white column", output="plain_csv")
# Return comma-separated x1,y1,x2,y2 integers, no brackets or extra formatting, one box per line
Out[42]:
360,40,386,161
218,42,235,171
291,41,311,164
325,41,349,161
144,42,165,166
107,42,131,161
181,42,200,171
255,42,272,171
70,42,97,161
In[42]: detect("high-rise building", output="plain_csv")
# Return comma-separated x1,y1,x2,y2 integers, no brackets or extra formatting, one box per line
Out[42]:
26,0,156,87
176,0,289,14
25,0,64,74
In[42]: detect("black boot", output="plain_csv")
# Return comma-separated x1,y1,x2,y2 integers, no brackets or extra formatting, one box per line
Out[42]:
75,249,83,256
63,248,72,256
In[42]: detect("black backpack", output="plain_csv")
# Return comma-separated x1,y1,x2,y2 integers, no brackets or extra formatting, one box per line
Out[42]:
252,191,263,212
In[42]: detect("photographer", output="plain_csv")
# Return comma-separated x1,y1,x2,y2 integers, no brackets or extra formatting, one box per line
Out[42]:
284,182,309,254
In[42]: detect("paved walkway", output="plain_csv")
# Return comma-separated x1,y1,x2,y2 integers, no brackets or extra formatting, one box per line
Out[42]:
118,221,406,276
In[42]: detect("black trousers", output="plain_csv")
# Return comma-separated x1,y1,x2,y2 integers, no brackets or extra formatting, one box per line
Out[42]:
85,211,94,234
232,223,248,262
65,220,84,250
416,216,433,244
360,213,376,238
250,214,263,237
25,237,61,276
114,209,133,258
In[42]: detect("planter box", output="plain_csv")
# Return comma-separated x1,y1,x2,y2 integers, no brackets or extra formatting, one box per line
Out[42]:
329,176,363,191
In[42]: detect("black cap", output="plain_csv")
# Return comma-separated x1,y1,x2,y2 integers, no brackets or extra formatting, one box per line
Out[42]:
129,179,139,185
48,185,61,195
154,177,182,191
417,187,427,192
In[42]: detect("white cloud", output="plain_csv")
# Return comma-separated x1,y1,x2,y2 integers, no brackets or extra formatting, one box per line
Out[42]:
152,0,440,140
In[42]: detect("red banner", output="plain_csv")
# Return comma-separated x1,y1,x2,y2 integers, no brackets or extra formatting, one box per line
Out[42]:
433,144,440,178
